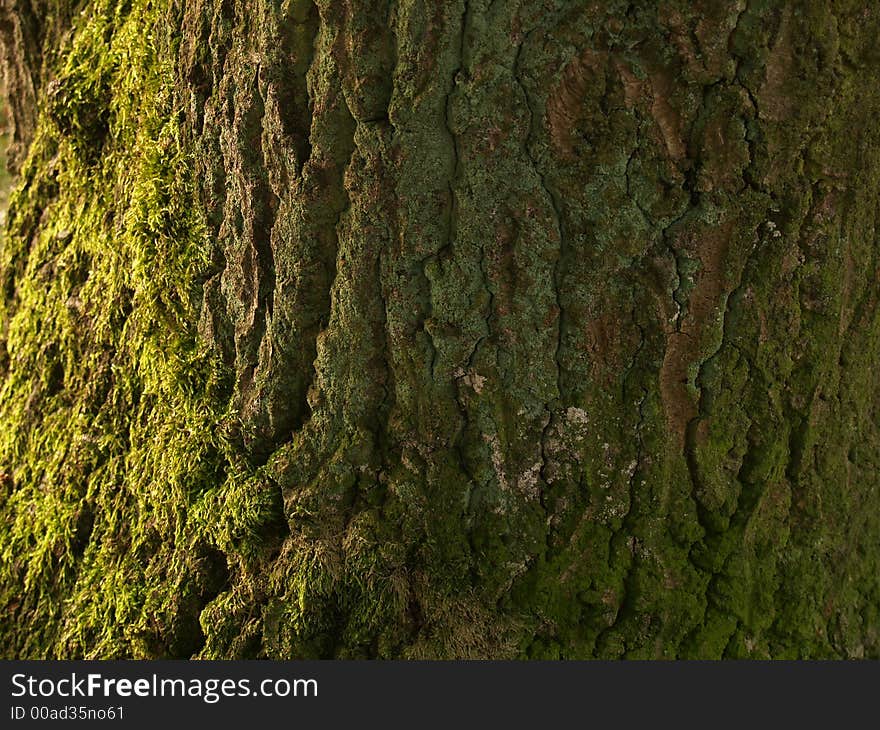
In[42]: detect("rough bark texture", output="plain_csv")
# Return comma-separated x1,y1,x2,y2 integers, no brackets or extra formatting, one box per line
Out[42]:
0,1,82,170
1,0,879,658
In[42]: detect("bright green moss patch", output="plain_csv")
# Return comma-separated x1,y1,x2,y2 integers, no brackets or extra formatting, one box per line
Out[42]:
0,0,254,658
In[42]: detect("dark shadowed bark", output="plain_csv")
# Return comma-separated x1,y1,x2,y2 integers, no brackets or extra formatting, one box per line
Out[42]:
1,0,879,658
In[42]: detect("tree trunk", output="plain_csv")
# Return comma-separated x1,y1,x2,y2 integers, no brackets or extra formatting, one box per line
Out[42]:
1,0,879,659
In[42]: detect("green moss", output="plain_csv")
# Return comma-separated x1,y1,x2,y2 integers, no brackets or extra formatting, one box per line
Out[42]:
0,0,251,658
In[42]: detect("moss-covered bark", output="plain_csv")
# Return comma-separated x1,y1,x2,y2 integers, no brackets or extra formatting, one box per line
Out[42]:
1,0,879,659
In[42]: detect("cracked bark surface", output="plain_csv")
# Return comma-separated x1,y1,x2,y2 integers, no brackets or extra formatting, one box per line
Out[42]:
1,0,880,658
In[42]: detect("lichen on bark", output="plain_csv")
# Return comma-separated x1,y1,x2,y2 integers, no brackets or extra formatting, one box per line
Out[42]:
1,0,879,659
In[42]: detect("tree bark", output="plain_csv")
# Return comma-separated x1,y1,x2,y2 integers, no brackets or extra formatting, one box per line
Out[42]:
1,0,879,658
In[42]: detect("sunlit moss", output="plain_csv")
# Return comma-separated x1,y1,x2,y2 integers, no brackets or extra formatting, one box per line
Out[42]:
0,0,253,658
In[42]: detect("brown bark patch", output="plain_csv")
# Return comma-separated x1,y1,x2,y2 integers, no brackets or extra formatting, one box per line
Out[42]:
759,5,793,123
615,60,646,109
649,70,686,161
583,305,636,390
660,220,734,444
547,48,604,162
